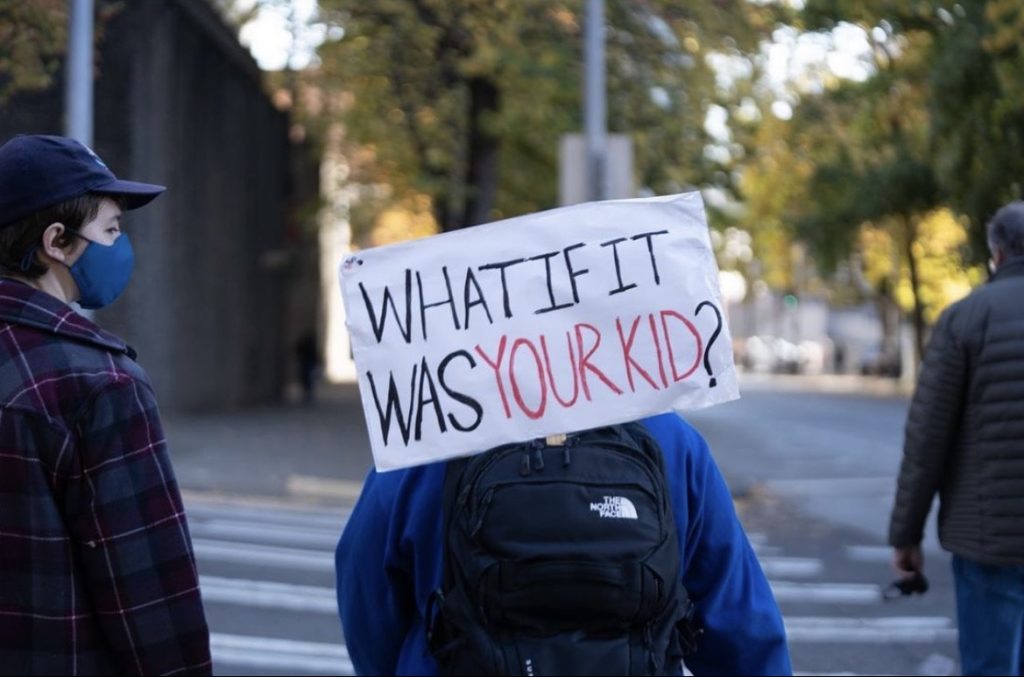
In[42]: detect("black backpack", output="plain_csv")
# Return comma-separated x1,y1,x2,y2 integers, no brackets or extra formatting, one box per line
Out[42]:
427,422,701,676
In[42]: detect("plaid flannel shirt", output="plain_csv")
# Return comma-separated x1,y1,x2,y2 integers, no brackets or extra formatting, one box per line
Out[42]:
0,279,211,675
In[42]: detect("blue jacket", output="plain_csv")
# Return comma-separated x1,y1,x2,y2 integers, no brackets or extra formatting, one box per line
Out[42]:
336,413,792,676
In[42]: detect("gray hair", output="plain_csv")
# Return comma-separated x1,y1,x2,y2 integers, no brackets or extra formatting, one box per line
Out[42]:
987,201,1024,258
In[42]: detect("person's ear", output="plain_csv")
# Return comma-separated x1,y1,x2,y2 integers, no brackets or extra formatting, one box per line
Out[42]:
39,223,74,264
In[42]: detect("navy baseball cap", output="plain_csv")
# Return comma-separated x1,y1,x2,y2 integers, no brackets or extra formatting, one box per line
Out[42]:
0,134,166,228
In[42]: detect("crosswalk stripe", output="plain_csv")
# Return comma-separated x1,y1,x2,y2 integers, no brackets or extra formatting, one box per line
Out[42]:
190,518,339,550
771,581,881,603
785,616,957,643
200,575,336,613
759,556,824,577
764,476,894,494
193,538,334,572
210,633,352,675
844,544,893,563
794,672,872,676
186,500,348,529
189,501,956,676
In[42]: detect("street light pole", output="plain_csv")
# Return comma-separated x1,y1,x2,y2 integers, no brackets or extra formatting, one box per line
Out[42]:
66,0,96,320
66,0,94,146
584,0,607,202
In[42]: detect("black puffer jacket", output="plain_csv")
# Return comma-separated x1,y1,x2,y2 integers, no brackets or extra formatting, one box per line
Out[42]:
890,258,1024,565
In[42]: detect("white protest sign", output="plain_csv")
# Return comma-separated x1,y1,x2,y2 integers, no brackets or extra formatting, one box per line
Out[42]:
340,192,739,471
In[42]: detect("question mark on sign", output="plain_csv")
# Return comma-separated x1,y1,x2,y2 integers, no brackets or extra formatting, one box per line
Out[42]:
694,301,723,388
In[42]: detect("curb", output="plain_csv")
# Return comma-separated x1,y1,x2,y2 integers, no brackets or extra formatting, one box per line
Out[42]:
738,372,913,398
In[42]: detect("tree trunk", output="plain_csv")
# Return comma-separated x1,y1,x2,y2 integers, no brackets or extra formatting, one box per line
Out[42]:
457,75,501,230
873,278,899,375
902,214,927,364
431,192,456,232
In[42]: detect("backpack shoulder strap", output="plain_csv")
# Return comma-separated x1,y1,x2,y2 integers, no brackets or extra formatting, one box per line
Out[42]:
442,456,469,519
440,456,471,584
428,455,471,658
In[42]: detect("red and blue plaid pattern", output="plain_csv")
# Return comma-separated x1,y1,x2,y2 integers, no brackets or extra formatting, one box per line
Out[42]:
0,279,211,675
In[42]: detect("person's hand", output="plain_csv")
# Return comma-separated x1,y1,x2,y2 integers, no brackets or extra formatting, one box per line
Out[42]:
885,545,929,600
892,544,924,575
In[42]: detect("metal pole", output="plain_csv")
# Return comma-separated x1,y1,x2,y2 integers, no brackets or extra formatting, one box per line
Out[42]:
584,0,607,201
66,0,94,146
66,0,95,319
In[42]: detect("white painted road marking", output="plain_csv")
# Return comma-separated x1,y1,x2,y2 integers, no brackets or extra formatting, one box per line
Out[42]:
192,538,334,572
200,575,336,614
185,499,348,529
211,633,353,675
764,476,895,495
190,518,340,550
759,556,825,577
770,581,882,604
785,616,957,643
186,496,958,677
844,544,894,563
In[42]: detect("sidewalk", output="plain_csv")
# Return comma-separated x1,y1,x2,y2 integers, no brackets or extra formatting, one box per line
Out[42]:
165,372,911,508
165,382,373,510
738,371,914,398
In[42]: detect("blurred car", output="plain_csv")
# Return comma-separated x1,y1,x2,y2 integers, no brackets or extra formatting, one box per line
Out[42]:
859,345,901,377
740,335,826,375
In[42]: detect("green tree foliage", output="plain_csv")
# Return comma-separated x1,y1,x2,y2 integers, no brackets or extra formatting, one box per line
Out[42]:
801,0,1024,258
930,1,1024,256
741,0,1023,360
0,1,67,103
314,0,777,233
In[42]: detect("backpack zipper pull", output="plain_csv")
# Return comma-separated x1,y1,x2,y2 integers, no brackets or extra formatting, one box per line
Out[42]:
532,447,545,471
520,452,532,476
563,446,571,466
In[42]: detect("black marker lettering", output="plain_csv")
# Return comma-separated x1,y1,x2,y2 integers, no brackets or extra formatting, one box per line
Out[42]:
630,230,670,285
414,357,446,440
600,237,637,296
563,242,589,303
416,267,459,340
530,250,574,315
462,267,493,330
438,350,483,432
359,270,413,344
366,366,417,446
478,258,526,319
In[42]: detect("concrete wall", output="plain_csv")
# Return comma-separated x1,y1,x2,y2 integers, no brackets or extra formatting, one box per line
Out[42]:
0,0,302,411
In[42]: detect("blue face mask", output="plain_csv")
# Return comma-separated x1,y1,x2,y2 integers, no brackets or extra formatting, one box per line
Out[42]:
69,234,135,309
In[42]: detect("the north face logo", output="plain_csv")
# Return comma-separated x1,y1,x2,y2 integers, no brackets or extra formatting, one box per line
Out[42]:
589,496,638,519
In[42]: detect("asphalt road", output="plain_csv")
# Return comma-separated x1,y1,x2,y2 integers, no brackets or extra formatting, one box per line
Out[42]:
687,375,957,676
169,375,961,676
688,374,941,552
